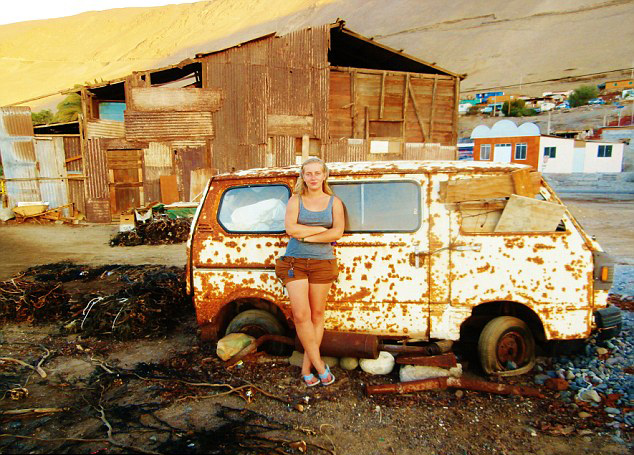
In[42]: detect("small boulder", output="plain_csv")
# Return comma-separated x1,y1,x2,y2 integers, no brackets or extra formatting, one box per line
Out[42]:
545,378,569,391
288,351,338,368
216,333,255,361
340,357,359,370
359,351,395,375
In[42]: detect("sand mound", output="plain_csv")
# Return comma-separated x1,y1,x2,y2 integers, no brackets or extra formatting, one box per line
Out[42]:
0,0,632,108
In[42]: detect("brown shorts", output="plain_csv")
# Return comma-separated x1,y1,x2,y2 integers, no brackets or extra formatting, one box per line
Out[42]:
275,257,339,285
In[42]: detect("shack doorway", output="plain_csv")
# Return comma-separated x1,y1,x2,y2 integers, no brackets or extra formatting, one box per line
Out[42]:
106,149,144,220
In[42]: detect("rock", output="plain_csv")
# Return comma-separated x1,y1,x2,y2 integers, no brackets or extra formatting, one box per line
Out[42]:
565,370,575,381
340,357,359,370
534,374,550,385
604,407,620,415
578,411,592,418
545,378,569,391
577,388,601,403
288,351,338,368
455,390,464,399
359,351,395,375
399,365,450,382
596,347,608,355
216,333,255,361
449,363,463,378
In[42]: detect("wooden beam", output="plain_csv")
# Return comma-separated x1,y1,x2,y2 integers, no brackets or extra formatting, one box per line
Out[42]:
364,106,370,141
430,75,438,142
330,66,454,80
379,71,386,119
511,169,533,197
444,172,542,203
408,83,427,141
402,74,409,141
301,134,310,161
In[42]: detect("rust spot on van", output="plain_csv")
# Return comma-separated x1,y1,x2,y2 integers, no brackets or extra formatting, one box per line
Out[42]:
226,241,238,248
477,264,490,273
527,256,544,265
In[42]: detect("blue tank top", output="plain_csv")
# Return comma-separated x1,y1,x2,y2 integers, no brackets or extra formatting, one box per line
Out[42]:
284,195,335,259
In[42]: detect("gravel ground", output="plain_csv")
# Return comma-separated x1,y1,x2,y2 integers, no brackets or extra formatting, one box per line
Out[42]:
612,265,634,297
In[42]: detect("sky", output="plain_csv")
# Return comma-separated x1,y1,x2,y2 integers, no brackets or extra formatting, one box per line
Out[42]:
0,0,202,26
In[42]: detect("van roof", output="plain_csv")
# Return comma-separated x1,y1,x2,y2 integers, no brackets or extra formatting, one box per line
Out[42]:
216,160,533,180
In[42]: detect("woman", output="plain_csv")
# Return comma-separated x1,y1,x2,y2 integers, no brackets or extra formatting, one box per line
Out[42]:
275,157,344,386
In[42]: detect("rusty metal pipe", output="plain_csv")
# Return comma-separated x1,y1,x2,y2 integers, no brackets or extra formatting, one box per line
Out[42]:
395,352,458,368
365,377,544,398
295,331,379,359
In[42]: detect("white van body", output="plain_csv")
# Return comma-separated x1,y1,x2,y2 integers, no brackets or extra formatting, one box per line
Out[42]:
187,161,619,374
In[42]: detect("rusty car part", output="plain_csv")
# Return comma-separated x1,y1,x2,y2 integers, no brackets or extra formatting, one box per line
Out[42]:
365,376,544,398
295,332,379,359
395,352,457,368
380,340,452,357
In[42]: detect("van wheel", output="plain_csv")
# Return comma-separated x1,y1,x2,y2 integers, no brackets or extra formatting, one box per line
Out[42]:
225,309,288,355
478,316,535,376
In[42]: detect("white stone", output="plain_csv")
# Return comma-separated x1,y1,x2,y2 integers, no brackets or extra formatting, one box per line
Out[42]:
399,365,450,382
359,351,395,375
577,388,601,403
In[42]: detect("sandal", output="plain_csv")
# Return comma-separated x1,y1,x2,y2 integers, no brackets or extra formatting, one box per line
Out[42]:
318,365,335,386
303,373,320,387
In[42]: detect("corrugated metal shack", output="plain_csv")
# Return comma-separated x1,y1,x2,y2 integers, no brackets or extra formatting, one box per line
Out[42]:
0,21,464,222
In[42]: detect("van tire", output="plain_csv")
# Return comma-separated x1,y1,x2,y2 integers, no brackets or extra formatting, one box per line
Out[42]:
225,309,287,355
478,316,535,376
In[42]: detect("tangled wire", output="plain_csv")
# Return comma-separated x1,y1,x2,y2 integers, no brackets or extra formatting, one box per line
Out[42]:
0,262,191,340
110,217,192,247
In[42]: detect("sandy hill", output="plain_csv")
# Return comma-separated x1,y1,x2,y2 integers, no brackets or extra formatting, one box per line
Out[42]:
1,0,633,109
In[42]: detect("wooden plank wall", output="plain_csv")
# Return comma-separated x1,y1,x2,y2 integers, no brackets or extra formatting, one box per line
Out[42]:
328,68,458,147
203,25,330,172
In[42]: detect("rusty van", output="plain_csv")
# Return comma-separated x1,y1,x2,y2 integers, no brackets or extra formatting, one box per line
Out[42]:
186,161,621,375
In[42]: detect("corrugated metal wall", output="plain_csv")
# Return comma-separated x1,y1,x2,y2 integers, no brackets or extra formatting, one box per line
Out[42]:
0,107,41,205
34,137,69,212
204,25,330,172
63,136,85,214
86,119,125,139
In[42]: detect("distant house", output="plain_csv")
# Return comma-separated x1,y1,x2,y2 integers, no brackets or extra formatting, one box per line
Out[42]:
470,120,623,173
604,79,634,93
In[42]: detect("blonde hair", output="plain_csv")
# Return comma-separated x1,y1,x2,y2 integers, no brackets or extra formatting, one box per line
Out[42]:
294,157,333,195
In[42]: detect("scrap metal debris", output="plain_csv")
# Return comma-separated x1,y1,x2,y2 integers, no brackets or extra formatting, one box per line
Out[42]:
0,262,190,340
109,217,191,246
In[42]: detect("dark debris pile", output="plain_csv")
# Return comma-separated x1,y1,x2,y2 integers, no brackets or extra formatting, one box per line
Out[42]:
0,262,191,340
110,217,192,247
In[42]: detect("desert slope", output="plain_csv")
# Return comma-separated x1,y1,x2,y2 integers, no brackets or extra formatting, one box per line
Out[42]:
0,0,632,108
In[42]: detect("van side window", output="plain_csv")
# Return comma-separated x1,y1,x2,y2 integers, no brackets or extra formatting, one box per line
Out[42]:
331,181,420,232
218,185,289,233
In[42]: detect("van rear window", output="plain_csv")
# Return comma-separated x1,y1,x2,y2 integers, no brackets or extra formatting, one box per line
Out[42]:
218,185,289,233
332,181,420,232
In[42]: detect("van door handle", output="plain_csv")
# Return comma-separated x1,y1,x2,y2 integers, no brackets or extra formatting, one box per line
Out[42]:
453,243,482,252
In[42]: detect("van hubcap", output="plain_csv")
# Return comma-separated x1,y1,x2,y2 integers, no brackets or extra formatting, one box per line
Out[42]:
497,332,526,365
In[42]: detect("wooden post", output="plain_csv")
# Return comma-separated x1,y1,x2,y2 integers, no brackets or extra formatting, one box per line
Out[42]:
301,134,310,162
351,70,357,137
452,76,460,146
401,74,410,144
266,137,274,167
364,106,370,141
430,75,438,143
408,82,427,141
379,71,386,119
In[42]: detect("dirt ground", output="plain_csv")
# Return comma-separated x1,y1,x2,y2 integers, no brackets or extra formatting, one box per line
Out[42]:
0,198,632,454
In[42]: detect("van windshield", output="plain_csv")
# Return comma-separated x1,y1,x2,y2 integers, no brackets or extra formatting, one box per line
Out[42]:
332,181,420,232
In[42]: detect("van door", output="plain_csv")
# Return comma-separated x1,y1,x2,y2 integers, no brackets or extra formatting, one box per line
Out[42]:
327,175,430,338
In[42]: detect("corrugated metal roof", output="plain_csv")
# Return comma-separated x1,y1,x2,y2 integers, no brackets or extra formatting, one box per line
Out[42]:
0,106,34,137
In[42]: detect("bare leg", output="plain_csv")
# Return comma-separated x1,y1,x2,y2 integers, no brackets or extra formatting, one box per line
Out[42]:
303,282,332,375
286,279,325,376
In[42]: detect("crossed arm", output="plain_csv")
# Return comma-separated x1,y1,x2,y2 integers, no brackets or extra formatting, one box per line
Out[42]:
284,195,345,243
